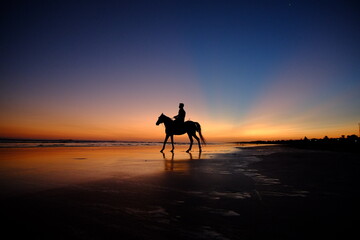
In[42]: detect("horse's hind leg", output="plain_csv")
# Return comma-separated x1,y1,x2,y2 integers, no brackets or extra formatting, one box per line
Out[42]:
170,135,175,152
186,133,193,153
193,133,201,152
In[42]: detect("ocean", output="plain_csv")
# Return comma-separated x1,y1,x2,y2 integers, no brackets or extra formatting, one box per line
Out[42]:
0,140,165,148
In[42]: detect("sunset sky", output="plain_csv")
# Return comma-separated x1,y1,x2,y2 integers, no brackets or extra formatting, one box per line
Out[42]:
1,0,359,141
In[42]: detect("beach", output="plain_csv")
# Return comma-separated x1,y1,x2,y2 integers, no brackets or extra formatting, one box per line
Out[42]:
1,143,359,239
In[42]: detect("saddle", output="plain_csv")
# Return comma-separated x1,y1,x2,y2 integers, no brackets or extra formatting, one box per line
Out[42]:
173,120,186,134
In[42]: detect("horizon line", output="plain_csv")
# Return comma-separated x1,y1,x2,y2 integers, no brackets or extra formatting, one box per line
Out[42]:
1,134,358,143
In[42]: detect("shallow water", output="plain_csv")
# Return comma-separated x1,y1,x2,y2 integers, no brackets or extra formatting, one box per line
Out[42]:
0,143,239,197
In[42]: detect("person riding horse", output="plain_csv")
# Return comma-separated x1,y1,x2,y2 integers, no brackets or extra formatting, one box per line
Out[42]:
156,103,205,152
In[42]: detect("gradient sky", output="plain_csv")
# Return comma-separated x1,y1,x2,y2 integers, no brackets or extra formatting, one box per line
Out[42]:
1,0,359,141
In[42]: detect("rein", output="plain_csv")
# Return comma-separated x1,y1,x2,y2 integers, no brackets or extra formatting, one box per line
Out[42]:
161,115,173,126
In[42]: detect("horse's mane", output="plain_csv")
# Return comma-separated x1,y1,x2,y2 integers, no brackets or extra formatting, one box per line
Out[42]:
162,114,173,122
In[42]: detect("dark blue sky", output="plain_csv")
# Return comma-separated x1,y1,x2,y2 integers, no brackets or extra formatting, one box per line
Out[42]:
1,0,359,140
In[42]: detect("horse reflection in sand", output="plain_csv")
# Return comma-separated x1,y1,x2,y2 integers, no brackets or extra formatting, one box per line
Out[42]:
162,151,202,171
156,114,206,152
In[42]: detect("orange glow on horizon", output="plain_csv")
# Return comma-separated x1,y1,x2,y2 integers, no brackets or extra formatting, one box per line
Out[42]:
1,115,358,142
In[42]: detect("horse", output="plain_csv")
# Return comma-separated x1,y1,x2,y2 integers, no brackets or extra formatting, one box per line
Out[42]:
156,113,206,152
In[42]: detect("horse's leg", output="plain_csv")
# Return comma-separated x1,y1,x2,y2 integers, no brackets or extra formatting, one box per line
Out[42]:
186,132,193,153
170,135,175,152
193,133,201,152
160,135,169,152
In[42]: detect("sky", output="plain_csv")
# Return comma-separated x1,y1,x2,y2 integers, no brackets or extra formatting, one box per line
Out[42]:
1,0,359,141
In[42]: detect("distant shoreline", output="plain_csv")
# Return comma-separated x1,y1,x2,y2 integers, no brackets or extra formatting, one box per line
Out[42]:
2,136,359,152
235,136,359,153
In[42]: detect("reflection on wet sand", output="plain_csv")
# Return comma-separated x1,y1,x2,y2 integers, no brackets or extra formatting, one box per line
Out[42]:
0,144,236,197
162,151,202,172
1,144,358,239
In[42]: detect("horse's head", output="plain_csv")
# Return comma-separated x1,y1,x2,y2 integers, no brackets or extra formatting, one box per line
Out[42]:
156,113,165,126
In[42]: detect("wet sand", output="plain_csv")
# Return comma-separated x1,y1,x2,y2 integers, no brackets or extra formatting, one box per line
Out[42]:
1,144,359,239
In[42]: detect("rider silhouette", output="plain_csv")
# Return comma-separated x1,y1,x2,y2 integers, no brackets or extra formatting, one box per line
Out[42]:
174,103,186,126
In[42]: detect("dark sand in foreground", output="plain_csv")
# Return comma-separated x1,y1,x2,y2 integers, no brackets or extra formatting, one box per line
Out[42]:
2,145,359,239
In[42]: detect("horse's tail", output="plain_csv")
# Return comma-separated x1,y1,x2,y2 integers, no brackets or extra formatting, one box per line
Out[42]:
194,122,206,145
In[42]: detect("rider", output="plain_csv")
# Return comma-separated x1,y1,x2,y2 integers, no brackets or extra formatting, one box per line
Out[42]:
174,103,186,126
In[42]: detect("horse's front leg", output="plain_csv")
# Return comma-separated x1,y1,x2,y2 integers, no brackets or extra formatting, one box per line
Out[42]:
170,135,175,152
186,133,193,153
160,135,169,152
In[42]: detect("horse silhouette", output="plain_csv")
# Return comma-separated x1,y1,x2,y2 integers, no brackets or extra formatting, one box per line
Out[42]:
156,113,206,152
